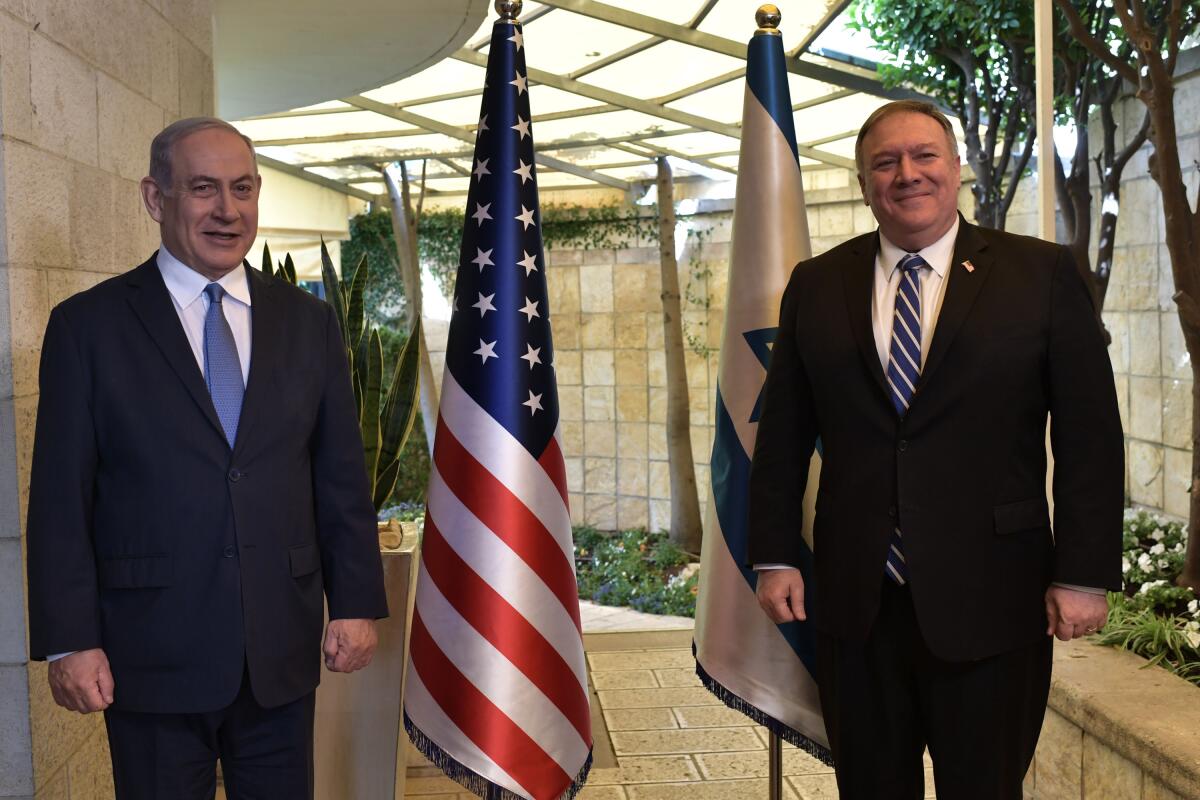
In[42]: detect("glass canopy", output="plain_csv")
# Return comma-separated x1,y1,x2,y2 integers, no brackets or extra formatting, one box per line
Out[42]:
233,0,942,203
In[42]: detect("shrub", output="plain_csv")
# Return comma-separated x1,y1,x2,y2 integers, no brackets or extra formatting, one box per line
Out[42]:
1103,510,1200,685
575,527,698,618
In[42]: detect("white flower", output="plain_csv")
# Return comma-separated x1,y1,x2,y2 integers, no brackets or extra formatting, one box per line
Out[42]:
1151,528,1165,541
1122,557,1131,574
1150,543,1166,555
1188,599,1199,614
1138,553,1154,570
1159,559,1170,570
1175,542,1186,553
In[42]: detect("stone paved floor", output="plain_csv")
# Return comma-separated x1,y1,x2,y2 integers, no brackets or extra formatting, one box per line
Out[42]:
404,602,936,799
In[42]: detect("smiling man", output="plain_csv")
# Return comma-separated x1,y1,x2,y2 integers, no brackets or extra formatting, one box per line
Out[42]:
747,101,1123,798
25,117,388,800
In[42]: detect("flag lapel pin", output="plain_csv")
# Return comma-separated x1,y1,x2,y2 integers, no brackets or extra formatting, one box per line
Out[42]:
961,259,976,273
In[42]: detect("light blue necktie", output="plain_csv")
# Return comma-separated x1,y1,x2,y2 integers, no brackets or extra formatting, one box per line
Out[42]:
203,283,244,448
884,253,926,585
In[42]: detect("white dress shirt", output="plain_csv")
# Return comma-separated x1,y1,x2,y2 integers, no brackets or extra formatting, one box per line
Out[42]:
156,245,253,384
47,248,254,662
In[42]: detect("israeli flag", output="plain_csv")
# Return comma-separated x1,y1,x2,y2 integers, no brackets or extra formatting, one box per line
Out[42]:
693,18,829,763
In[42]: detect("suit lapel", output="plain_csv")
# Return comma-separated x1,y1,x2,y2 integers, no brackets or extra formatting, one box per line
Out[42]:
125,255,227,441
917,220,992,392
232,265,281,459
842,232,890,400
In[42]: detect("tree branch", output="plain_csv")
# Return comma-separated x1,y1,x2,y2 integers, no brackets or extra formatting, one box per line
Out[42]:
1055,0,1140,85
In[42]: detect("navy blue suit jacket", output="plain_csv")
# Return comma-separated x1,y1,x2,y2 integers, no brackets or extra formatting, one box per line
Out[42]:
26,255,388,712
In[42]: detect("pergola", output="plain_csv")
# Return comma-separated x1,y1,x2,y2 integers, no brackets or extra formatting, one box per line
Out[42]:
232,0,944,205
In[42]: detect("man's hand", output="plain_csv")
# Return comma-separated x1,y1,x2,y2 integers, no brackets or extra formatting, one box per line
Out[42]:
1045,586,1109,642
756,568,806,623
48,648,114,713
323,618,378,673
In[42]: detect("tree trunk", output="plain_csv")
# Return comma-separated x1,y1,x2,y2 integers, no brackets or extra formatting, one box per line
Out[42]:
655,157,703,552
383,164,440,456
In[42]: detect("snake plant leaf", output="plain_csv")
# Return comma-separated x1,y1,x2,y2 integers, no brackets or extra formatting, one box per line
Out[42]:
319,239,346,343
346,253,368,351
261,242,274,278
379,318,421,471
360,328,384,482
372,457,402,512
282,253,297,285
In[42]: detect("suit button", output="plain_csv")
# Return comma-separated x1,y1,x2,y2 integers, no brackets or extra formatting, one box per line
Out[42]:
228,468,242,482
897,440,908,452
222,545,235,558
888,506,897,518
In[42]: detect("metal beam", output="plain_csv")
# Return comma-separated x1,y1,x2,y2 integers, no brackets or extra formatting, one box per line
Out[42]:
452,46,743,138
790,0,855,57
454,38,853,170
287,126,708,169
611,141,736,175
533,0,932,104
256,154,382,202
254,128,424,147
656,68,745,104
343,94,632,190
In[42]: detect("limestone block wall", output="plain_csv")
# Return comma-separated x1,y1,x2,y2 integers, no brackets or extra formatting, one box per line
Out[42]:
0,0,214,797
1094,57,1200,517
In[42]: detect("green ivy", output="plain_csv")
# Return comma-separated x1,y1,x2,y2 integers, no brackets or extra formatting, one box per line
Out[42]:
574,526,699,617
682,225,716,359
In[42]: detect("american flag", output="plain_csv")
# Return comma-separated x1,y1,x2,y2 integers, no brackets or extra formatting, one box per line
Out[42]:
403,13,592,800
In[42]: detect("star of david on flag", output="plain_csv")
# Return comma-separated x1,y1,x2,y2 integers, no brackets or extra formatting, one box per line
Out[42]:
403,13,592,800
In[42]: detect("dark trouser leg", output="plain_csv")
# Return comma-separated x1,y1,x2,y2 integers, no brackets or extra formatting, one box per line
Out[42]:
816,580,926,800
104,706,220,800
218,674,315,800
919,633,1052,800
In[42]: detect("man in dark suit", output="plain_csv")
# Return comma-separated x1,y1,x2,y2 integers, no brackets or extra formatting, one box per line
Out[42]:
25,117,388,799
749,101,1123,799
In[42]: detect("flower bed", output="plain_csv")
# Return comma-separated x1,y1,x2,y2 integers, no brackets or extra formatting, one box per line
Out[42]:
1102,509,1200,685
573,527,699,617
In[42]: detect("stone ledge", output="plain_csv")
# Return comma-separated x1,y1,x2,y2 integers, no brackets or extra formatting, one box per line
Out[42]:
1047,638,1200,798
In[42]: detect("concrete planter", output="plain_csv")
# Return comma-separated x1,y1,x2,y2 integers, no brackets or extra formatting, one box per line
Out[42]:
312,520,420,800
1026,638,1200,799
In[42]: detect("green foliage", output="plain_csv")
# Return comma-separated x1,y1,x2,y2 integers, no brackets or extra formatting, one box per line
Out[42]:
342,209,408,326
574,527,699,617
848,0,1035,227
319,242,422,511
1103,510,1200,685
682,225,716,359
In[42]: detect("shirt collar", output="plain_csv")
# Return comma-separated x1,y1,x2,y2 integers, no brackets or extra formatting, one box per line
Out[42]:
878,216,960,281
156,245,253,308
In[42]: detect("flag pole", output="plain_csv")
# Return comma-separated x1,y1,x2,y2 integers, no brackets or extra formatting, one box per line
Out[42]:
769,731,783,800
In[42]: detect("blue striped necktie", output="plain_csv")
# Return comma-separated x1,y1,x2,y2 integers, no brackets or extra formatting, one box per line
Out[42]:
203,283,244,448
884,253,926,585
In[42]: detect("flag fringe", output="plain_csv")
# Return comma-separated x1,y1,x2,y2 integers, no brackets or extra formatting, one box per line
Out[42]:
693,655,834,767
404,713,593,800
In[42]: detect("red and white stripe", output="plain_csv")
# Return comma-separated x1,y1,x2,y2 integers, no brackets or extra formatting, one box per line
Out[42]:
406,371,591,800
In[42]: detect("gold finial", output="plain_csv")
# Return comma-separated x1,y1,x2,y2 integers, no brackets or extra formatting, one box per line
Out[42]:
755,4,781,34
496,0,522,21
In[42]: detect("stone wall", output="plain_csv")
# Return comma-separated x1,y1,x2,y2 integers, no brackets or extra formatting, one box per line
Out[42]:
0,1,214,796
1025,639,1200,800
1094,53,1200,517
